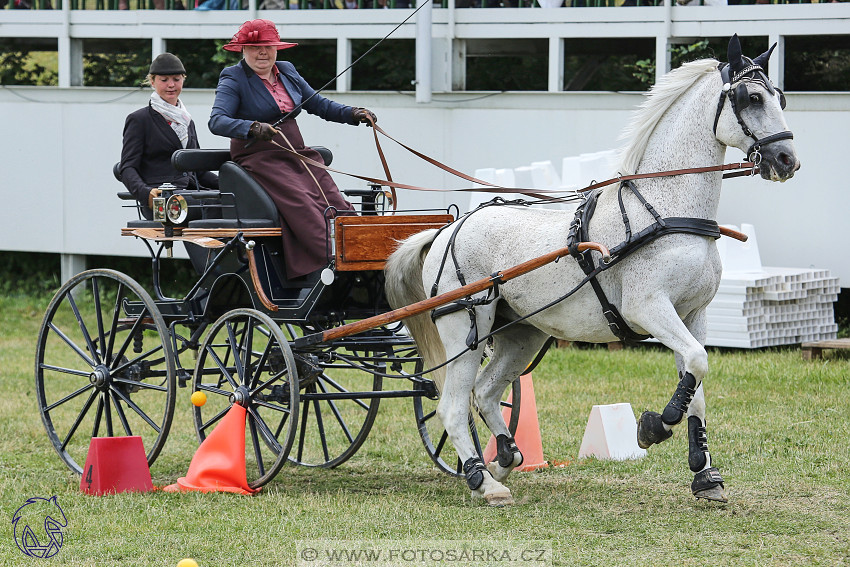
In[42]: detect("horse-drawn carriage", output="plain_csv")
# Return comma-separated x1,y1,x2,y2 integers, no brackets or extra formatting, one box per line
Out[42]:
35,35,799,505
34,145,523,490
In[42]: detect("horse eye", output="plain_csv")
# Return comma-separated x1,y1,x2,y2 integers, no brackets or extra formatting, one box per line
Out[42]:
749,93,762,105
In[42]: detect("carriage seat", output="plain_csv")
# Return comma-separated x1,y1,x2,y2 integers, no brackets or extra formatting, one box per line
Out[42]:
174,147,334,230
188,161,278,229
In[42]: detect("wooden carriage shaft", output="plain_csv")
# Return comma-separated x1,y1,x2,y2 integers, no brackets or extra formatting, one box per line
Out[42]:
293,242,608,348
293,225,747,349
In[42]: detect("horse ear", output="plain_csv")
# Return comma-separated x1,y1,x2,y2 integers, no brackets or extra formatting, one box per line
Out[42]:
753,43,777,70
727,34,744,72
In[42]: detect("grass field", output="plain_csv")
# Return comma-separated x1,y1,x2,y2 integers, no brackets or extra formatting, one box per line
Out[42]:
2,293,849,566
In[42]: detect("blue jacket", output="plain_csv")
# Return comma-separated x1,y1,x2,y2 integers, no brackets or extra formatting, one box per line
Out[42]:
209,60,358,139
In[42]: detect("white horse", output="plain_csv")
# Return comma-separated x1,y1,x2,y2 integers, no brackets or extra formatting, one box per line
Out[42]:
385,35,799,506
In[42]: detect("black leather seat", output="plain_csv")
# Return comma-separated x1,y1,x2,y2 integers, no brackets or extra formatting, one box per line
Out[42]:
188,161,279,229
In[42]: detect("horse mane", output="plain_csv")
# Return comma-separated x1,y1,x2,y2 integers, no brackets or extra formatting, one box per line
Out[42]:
617,59,720,175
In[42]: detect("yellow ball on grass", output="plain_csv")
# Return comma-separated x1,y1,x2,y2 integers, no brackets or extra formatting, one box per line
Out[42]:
177,560,199,567
190,391,206,407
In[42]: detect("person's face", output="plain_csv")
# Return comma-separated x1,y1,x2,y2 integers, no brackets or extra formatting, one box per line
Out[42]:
243,45,277,79
152,74,184,105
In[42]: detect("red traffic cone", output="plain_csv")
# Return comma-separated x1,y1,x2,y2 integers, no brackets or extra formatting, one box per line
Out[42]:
80,436,153,495
483,374,548,471
164,404,259,495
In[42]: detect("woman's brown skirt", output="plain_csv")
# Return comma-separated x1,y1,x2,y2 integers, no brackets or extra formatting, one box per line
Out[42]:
231,119,355,279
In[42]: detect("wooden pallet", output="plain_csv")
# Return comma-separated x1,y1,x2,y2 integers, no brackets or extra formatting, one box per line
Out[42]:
801,338,850,360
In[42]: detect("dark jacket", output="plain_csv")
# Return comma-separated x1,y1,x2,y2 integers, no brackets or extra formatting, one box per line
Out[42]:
119,104,219,208
209,60,358,140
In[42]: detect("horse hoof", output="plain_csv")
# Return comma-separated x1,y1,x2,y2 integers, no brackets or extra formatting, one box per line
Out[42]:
637,411,673,449
484,490,515,507
694,485,728,503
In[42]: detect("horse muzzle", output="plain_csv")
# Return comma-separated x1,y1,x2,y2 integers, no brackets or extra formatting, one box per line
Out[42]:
757,140,800,182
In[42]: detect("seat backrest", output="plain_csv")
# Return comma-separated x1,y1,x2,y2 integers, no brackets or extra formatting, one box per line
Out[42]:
219,161,279,223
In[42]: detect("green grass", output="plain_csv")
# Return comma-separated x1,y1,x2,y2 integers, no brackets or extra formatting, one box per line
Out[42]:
2,293,850,566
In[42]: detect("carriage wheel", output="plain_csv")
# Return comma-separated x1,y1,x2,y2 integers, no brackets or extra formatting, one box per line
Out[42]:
35,269,176,475
192,309,299,489
413,342,522,477
285,326,389,468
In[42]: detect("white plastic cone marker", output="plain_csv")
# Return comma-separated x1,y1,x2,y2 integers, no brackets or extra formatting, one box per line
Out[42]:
578,403,647,461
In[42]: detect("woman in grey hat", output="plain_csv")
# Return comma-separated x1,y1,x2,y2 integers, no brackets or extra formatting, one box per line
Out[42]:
119,52,219,220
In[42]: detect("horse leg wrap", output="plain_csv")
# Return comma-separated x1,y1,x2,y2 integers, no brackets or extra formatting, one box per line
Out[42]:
691,467,724,495
637,411,673,449
688,415,709,473
661,371,697,426
463,457,488,491
495,434,523,469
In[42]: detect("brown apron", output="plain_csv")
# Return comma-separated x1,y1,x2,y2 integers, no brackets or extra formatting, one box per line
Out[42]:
230,119,355,279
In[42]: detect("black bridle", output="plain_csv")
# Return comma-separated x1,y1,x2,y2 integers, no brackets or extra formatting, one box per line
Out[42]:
712,62,794,165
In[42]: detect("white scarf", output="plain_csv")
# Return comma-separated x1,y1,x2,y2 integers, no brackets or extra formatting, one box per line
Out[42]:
150,91,192,148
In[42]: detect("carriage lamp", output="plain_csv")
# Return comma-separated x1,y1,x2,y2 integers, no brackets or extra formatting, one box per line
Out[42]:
152,197,166,222
166,194,189,225
152,183,176,223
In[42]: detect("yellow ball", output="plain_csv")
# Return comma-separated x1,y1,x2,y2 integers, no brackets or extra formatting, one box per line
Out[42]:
177,560,199,567
190,391,206,407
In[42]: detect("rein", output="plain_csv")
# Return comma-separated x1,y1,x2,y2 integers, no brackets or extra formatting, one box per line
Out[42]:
266,118,760,206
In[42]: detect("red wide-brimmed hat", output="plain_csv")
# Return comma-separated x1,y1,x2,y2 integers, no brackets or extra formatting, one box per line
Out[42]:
222,19,297,53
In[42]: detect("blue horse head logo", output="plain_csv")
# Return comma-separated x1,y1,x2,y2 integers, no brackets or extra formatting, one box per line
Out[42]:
12,496,67,559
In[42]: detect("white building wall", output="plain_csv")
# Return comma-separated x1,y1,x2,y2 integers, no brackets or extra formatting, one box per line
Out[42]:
0,87,847,282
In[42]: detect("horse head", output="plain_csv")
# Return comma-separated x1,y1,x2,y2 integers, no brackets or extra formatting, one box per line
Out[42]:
716,34,800,182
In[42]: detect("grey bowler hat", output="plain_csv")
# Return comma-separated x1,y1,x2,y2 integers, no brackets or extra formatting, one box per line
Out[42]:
149,53,186,75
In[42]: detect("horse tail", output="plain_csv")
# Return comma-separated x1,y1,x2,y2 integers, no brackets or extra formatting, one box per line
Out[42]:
385,229,447,392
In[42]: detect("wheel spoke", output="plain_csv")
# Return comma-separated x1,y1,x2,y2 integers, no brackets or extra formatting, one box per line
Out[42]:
248,335,275,391
48,322,96,368
246,406,283,453
39,364,92,378
197,383,234,398
206,346,240,391
434,430,449,460
110,391,134,437
66,292,101,366
250,369,287,397
92,277,107,366
296,399,311,462
419,408,437,426
104,391,114,437
199,405,230,434
105,282,125,366
44,383,95,412
91,396,104,439
225,320,247,387
111,377,168,393
60,388,99,451
111,309,150,370
316,380,354,444
310,397,331,463
318,374,370,411
111,387,161,433
248,417,265,477
111,343,165,375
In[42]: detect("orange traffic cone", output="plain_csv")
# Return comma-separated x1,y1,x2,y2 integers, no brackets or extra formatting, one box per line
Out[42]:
483,374,547,471
164,404,259,495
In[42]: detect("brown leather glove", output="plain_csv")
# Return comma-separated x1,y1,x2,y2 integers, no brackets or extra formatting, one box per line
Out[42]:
352,107,377,126
147,187,162,209
249,121,278,141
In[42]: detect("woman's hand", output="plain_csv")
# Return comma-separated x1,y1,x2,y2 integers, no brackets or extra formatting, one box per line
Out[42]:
352,108,377,126
249,121,279,141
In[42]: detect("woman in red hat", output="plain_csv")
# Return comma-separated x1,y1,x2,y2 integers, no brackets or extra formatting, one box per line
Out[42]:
209,19,377,280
